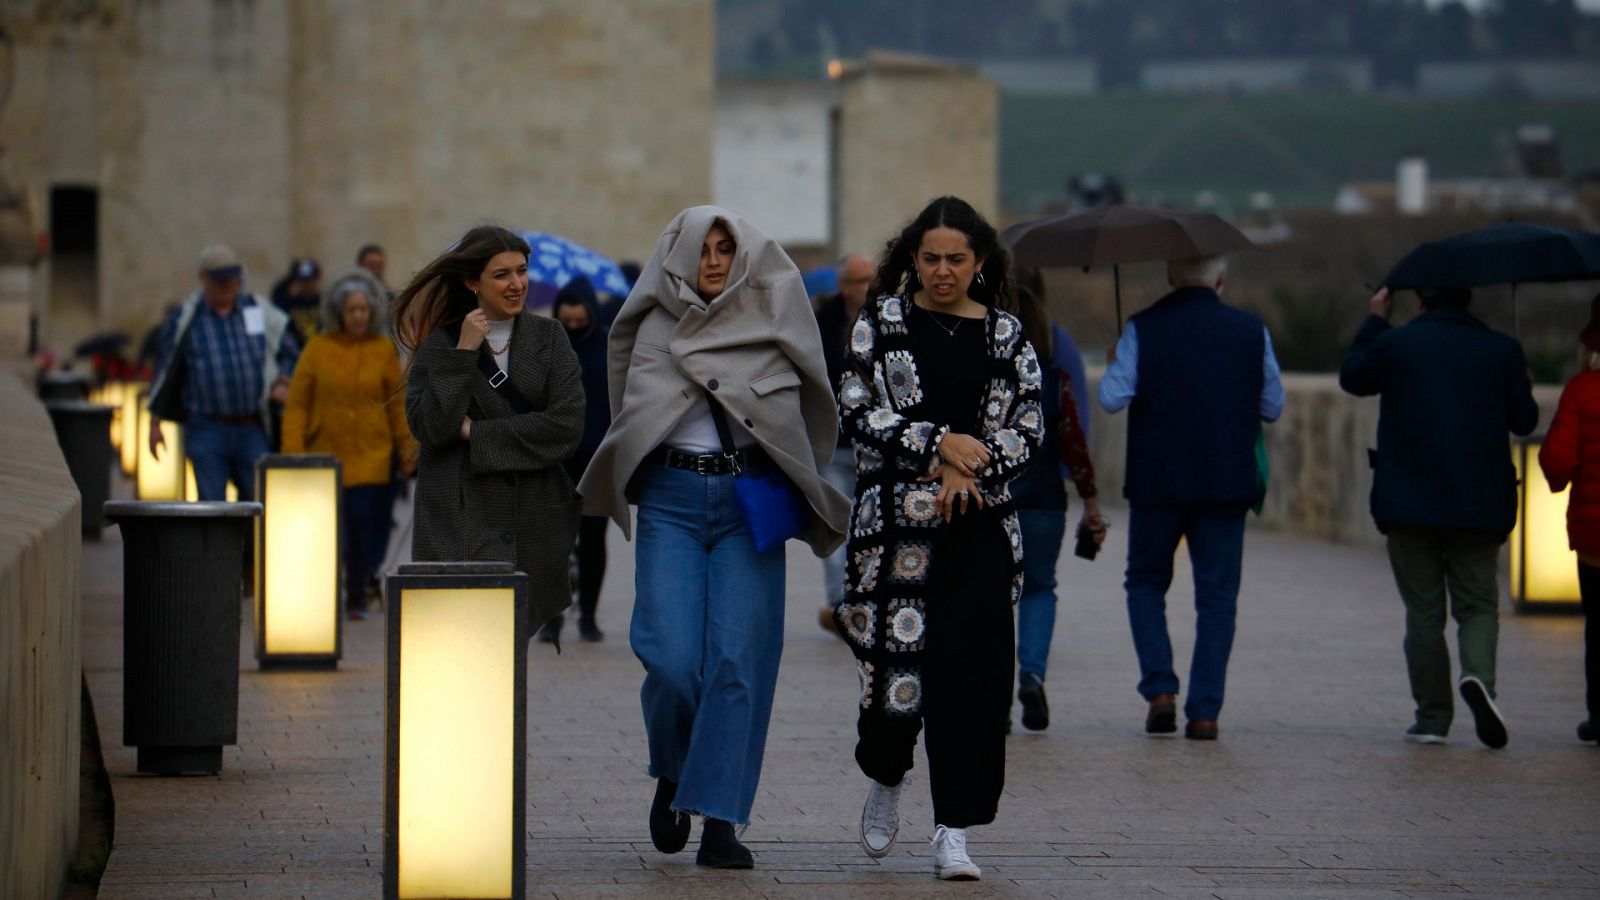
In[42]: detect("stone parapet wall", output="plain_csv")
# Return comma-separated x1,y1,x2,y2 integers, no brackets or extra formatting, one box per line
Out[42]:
1084,369,1564,548
0,363,82,899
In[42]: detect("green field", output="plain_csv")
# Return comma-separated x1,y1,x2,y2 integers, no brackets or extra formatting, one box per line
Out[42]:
1001,92,1600,214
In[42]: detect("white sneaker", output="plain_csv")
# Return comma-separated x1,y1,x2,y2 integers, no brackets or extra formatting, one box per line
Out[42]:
931,825,981,880
859,779,900,858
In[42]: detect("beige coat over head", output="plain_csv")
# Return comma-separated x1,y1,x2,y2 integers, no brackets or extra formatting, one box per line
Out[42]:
577,206,850,556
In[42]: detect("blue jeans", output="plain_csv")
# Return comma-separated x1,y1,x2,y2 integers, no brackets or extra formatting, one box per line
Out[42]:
1124,502,1247,722
818,445,856,607
185,412,268,501
1016,509,1068,681
631,463,786,825
344,483,396,611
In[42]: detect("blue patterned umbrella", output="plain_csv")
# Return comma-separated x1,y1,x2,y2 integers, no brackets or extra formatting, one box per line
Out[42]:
516,231,632,300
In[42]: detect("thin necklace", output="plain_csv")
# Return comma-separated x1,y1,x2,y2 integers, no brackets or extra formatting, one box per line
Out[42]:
486,333,510,356
918,302,962,337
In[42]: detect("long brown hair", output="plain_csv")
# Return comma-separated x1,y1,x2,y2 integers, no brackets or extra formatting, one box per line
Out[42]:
391,225,531,354
1011,266,1054,358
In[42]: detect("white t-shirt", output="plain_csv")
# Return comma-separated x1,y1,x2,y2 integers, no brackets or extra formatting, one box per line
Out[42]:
660,396,756,453
486,318,514,374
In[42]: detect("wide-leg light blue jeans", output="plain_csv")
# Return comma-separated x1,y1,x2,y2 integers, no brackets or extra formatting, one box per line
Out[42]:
631,463,786,825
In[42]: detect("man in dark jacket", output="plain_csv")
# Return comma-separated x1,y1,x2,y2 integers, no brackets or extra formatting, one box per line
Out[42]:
1341,285,1538,748
543,275,611,644
812,252,874,635
1099,254,1284,741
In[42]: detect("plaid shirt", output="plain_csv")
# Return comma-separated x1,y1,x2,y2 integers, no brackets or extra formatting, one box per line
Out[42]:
157,294,300,417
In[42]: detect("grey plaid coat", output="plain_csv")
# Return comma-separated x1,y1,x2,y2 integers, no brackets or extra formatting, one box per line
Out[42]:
406,311,585,630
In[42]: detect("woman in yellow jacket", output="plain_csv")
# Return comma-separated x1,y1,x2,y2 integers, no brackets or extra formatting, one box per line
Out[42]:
283,267,417,619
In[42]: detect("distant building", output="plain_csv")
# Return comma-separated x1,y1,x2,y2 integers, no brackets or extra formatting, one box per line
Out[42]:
1,0,714,352
1140,58,1373,94
1416,61,1600,100
971,58,1098,95
713,52,999,263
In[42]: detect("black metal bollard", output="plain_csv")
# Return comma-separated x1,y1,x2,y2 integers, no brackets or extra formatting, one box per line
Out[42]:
36,370,91,401
104,500,261,775
46,400,116,538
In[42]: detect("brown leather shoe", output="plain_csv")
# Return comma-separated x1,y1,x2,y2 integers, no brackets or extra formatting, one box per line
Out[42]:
1185,720,1219,741
818,605,842,638
1146,694,1177,734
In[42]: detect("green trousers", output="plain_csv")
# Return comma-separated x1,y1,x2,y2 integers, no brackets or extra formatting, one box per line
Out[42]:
1385,525,1501,734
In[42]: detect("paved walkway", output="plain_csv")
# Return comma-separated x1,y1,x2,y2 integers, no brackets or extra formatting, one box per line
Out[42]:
84,490,1600,899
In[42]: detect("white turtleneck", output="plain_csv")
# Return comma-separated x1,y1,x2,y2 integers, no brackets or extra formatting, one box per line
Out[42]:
486,317,514,373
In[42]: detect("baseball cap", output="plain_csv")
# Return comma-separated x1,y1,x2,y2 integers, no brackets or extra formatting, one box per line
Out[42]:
197,245,242,280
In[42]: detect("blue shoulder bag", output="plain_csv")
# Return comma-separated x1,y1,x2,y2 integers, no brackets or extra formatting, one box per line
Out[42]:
708,396,809,553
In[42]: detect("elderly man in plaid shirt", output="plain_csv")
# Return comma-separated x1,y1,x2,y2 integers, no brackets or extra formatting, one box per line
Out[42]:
148,244,301,501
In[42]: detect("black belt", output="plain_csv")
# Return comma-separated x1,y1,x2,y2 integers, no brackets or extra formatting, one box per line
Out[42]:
652,445,767,476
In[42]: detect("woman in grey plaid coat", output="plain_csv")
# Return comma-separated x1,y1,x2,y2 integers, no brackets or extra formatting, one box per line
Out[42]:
394,226,585,634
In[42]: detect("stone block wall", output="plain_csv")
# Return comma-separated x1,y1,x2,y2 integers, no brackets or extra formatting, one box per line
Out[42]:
835,56,998,259
0,364,82,899
1,0,712,352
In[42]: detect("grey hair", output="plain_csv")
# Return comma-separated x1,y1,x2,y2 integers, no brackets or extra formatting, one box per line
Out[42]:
320,268,389,335
1167,254,1228,288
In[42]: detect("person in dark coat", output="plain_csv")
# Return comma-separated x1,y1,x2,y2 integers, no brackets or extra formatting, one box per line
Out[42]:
1341,285,1538,748
812,252,875,635
1098,254,1284,742
539,276,612,643
393,225,585,637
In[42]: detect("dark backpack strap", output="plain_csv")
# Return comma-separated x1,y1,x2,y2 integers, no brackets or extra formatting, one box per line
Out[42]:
705,395,745,474
445,321,536,414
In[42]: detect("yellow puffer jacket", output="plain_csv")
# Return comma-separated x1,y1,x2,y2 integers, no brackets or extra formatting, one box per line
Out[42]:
282,332,416,486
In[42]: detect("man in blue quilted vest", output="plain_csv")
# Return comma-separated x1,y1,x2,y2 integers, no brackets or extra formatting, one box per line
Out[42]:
1099,254,1284,741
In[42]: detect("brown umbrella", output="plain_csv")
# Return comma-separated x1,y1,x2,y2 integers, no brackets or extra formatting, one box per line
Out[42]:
1002,205,1257,332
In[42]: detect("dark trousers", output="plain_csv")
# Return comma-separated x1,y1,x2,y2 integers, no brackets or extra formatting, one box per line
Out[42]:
854,512,1013,829
1385,525,1499,734
574,514,609,620
1581,563,1600,721
1124,502,1247,722
344,483,395,611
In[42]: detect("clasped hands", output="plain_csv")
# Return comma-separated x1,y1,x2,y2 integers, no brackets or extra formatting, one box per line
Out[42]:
920,432,991,522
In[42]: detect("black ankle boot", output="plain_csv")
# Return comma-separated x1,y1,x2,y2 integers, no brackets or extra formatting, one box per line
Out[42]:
577,615,604,642
696,817,753,869
649,778,690,854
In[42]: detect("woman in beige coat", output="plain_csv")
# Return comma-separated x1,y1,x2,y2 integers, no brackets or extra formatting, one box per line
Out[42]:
579,206,848,869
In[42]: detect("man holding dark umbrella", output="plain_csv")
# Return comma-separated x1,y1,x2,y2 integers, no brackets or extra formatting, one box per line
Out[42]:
1340,285,1538,749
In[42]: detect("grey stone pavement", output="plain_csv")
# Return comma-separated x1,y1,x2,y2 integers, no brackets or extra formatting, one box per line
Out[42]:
82,490,1600,899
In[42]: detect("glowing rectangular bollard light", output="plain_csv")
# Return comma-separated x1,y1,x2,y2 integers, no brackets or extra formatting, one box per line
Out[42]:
254,454,343,668
119,384,142,475
136,403,185,501
1510,437,1582,611
385,562,527,900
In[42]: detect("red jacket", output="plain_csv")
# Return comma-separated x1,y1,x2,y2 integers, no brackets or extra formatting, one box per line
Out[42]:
1539,369,1600,556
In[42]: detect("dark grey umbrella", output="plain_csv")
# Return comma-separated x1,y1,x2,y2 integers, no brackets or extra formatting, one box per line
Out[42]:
1383,223,1600,335
1002,205,1256,332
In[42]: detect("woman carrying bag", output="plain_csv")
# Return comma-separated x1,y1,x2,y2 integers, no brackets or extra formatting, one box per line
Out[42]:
579,206,850,869
394,225,586,638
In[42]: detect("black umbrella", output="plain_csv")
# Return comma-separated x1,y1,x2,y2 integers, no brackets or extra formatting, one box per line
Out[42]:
72,332,130,358
1002,205,1256,333
1383,223,1600,335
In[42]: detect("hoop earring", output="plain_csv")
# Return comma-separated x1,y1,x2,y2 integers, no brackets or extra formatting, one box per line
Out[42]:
974,271,986,287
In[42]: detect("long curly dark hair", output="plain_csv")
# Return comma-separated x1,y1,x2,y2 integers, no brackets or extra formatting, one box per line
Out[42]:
391,225,531,354
867,196,1014,310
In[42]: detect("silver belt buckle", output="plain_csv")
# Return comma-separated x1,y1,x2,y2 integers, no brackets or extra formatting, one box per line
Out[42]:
695,454,716,475
488,370,508,388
